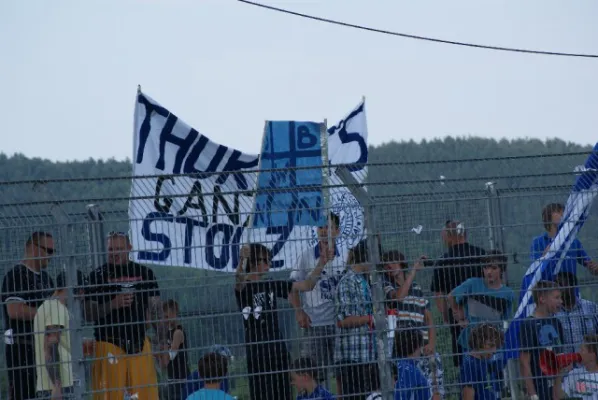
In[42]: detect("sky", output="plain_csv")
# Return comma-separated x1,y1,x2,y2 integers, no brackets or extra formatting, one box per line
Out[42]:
1,0,597,162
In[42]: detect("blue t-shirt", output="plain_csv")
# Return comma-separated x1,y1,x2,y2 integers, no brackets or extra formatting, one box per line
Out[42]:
186,388,235,400
296,385,335,400
530,233,589,275
394,359,430,400
452,278,514,350
182,371,229,399
460,354,502,400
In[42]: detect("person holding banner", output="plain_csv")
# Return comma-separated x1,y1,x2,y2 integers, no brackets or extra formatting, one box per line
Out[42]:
289,212,344,384
235,242,333,400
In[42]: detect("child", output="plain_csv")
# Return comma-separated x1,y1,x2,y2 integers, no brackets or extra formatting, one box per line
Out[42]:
554,334,598,399
393,327,431,400
158,299,189,400
460,324,506,400
291,357,335,400
186,353,234,400
182,346,232,399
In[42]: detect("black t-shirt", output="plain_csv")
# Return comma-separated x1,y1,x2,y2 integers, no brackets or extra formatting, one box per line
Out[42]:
86,261,160,352
430,243,486,294
1,264,54,343
235,279,293,346
519,316,564,398
167,324,189,380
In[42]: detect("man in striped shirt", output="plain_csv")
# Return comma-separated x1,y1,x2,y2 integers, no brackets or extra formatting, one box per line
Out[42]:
381,251,444,400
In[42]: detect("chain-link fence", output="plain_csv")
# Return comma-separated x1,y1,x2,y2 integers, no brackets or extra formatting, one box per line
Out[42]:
0,153,597,400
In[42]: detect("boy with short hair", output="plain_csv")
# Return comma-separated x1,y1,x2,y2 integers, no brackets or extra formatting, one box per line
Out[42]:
186,353,234,400
393,327,431,400
460,324,505,400
291,357,335,400
519,280,565,400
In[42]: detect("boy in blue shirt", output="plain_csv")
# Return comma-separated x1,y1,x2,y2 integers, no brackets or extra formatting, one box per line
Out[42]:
448,250,514,352
393,327,431,400
460,324,506,400
291,357,335,400
186,353,234,400
182,345,232,399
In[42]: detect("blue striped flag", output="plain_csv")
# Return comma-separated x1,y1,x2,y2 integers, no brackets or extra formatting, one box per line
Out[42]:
503,143,598,359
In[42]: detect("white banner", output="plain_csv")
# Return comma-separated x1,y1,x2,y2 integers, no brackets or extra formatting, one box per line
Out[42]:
129,91,368,272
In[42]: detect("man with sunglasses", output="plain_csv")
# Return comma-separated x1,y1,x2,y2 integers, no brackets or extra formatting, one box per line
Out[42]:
85,231,162,400
2,231,56,400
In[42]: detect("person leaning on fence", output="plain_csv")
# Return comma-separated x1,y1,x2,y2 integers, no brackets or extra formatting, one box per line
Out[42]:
530,203,598,277
234,242,333,400
460,323,506,400
291,357,335,400
334,240,378,400
519,280,565,400
554,271,598,354
289,212,345,385
553,334,598,399
448,250,514,355
186,352,235,400
429,220,486,367
84,231,162,400
33,270,87,400
156,299,190,400
2,231,56,400
380,250,444,399
392,326,431,400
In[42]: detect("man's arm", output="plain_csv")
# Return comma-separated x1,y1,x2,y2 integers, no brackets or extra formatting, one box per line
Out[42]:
519,351,537,397
289,254,311,328
44,325,62,389
5,302,38,321
158,329,184,369
462,387,475,400
291,248,332,293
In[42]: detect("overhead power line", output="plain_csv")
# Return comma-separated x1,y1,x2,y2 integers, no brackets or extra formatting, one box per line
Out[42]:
237,0,598,59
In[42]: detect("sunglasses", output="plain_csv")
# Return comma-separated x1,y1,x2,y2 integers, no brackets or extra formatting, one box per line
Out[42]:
38,245,55,255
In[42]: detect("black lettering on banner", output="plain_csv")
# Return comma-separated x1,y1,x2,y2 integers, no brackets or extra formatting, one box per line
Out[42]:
297,124,317,149
178,181,209,225
205,223,234,270
212,185,241,225
327,103,368,172
156,116,199,173
136,94,170,165
154,176,175,213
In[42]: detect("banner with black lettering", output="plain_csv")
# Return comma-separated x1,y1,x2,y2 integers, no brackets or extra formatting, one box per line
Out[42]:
129,90,368,272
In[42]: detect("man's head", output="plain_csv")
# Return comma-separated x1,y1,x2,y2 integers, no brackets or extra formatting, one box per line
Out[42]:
483,250,507,286
393,326,424,359
55,270,87,299
245,243,272,277
532,280,562,314
468,323,504,359
381,250,408,285
317,212,341,243
441,220,466,247
555,271,577,308
198,352,228,385
290,357,319,392
25,232,55,269
348,240,370,273
163,299,179,322
107,232,131,266
580,335,598,367
542,203,565,233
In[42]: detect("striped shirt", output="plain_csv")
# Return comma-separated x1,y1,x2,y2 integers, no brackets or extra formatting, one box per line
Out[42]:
384,279,430,342
334,269,376,364
556,298,598,353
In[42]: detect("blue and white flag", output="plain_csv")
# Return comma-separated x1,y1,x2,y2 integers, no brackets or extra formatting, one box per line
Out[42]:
504,143,598,358
129,90,367,272
253,121,326,229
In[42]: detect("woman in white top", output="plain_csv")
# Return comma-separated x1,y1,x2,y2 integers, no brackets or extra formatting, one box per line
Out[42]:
554,334,598,399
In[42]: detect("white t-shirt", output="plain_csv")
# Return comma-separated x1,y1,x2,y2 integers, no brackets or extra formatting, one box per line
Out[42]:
290,245,346,327
562,367,598,399
365,392,382,400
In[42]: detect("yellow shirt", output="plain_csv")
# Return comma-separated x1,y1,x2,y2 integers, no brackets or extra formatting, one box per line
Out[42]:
33,298,72,392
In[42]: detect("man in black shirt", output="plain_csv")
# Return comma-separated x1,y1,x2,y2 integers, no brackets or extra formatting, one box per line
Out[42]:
85,232,162,400
430,220,486,367
1,231,55,400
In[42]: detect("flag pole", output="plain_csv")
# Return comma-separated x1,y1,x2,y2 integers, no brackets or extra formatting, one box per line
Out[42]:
320,119,333,254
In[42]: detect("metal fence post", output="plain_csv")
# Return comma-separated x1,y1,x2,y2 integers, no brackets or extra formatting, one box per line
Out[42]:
336,168,393,399
485,182,497,251
86,204,107,268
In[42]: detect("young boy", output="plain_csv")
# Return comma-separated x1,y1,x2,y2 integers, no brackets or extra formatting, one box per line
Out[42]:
554,334,598,399
519,280,565,400
393,327,431,400
158,299,189,400
182,345,233,399
291,357,335,400
448,250,514,353
186,353,235,400
460,324,506,400
381,251,443,398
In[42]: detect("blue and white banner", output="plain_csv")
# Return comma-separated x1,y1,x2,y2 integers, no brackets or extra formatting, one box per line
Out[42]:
129,91,367,272
504,143,598,358
253,121,326,229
